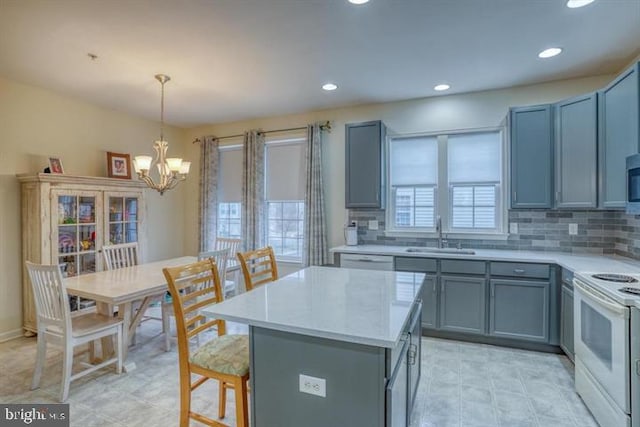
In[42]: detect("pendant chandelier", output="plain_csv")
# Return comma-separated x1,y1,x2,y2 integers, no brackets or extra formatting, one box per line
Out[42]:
133,74,190,195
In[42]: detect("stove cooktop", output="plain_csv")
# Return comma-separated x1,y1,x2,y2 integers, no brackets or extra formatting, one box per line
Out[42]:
591,273,638,283
576,271,640,306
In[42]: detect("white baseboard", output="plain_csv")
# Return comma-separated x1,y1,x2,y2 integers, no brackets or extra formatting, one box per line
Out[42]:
0,328,25,343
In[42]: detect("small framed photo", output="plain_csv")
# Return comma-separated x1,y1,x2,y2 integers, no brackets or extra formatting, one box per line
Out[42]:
107,152,132,179
49,157,64,174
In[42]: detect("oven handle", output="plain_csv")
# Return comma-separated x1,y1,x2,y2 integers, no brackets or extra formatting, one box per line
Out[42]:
574,279,629,318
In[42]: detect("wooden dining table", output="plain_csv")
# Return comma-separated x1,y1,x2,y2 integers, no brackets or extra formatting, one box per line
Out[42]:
64,256,197,371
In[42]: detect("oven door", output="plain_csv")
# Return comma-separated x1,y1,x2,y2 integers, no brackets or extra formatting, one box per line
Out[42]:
574,279,630,413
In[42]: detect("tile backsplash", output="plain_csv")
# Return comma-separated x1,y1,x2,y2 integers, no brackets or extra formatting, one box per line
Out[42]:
348,209,640,260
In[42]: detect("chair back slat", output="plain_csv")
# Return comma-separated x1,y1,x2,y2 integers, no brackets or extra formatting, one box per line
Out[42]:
162,259,226,361
214,238,242,269
198,247,230,281
26,262,71,331
102,243,139,270
237,246,279,291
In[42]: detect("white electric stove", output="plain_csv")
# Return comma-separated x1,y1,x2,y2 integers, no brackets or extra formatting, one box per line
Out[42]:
573,272,640,427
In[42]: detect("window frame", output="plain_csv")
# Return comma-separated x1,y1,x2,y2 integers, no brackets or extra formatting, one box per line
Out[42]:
265,200,305,263
385,127,507,237
389,184,437,232
448,182,501,232
217,201,242,239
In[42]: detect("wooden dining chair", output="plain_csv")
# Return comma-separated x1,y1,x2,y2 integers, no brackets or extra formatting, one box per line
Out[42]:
102,242,172,350
214,237,243,291
26,261,123,402
198,248,233,298
163,259,249,427
161,248,231,350
237,246,279,291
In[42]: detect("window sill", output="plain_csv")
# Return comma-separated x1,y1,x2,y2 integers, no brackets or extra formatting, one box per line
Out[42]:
384,230,509,241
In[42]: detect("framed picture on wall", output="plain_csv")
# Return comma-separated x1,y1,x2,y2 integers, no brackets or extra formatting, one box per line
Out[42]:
49,157,64,174
107,152,132,179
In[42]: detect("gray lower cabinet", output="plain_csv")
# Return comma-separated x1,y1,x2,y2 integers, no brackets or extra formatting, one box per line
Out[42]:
440,275,486,335
345,120,386,208
421,275,437,329
560,283,574,361
394,257,437,329
489,279,549,342
555,92,598,208
599,62,640,208
510,104,554,208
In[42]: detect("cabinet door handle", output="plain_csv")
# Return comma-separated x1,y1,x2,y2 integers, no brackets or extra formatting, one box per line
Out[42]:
408,344,417,365
514,269,525,274
513,191,517,202
433,280,436,293
491,286,495,298
636,360,640,376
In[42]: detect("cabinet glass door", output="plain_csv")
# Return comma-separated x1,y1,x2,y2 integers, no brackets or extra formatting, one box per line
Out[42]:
55,194,98,277
107,194,141,245
53,191,102,312
106,193,141,245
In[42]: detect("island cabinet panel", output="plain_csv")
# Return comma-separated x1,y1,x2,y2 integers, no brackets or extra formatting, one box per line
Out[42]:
599,62,640,208
439,275,486,335
510,104,554,208
386,340,409,427
489,279,549,342
345,120,386,208
250,327,387,427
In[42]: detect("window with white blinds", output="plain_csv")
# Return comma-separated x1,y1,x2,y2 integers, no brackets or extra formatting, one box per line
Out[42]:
387,129,504,234
448,132,501,231
265,140,306,261
390,136,438,230
218,147,243,238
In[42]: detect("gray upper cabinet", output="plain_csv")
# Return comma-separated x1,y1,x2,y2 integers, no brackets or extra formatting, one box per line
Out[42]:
555,93,598,208
439,275,486,335
510,105,554,208
489,279,549,342
599,62,640,209
345,121,386,208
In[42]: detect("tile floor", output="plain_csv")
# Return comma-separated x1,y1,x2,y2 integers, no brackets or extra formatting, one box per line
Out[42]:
0,317,598,427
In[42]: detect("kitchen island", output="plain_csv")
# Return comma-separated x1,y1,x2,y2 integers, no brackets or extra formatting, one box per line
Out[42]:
204,266,425,427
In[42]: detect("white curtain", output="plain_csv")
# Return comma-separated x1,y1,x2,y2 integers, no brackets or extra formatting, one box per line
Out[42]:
198,135,219,252
303,123,328,266
241,130,265,251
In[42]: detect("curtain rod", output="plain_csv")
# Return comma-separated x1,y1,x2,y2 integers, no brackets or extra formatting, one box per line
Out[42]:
191,121,331,144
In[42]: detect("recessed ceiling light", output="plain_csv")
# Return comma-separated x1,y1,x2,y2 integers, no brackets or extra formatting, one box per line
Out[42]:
322,83,338,91
348,0,370,4
434,84,450,91
566,0,595,8
538,48,563,58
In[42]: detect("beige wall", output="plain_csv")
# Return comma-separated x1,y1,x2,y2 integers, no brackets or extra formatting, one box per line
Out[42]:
0,76,189,340
182,74,615,259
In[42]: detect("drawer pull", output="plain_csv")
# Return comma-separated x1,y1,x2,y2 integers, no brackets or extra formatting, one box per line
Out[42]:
513,269,525,274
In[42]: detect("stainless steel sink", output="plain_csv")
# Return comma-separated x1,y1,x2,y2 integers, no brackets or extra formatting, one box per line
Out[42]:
405,247,476,255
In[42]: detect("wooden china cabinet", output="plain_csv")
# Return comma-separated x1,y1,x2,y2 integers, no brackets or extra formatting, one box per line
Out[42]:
18,174,148,336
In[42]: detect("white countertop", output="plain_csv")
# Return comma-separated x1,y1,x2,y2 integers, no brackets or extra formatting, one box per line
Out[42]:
331,245,640,275
203,266,425,348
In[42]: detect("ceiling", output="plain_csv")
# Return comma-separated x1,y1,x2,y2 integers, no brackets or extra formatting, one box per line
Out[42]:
1,0,639,128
